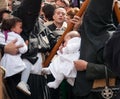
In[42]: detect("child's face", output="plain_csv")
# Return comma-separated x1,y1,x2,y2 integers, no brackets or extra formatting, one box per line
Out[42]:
63,35,71,46
11,22,22,34
64,35,71,42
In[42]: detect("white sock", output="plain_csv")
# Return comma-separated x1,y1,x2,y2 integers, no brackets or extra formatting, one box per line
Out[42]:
47,79,62,89
41,68,51,75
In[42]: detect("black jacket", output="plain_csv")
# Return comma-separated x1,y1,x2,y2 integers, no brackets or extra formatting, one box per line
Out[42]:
12,0,42,41
21,19,56,64
73,0,116,96
104,24,120,77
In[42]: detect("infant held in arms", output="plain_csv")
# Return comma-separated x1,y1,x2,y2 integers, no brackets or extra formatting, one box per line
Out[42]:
42,31,81,89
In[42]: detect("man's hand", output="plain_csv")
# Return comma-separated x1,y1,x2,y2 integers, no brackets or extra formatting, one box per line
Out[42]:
74,60,88,71
4,39,23,55
71,15,83,30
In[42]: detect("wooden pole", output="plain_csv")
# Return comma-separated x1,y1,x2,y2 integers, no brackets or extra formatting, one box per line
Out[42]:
0,71,2,99
114,1,120,23
0,66,5,99
43,0,90,67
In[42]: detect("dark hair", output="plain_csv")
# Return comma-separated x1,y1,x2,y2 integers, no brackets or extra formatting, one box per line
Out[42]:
1,17,22,31
0,8,11,22
42,4,56,21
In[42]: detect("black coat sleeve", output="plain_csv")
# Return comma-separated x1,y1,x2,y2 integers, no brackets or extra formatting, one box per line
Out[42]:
12,0,42,41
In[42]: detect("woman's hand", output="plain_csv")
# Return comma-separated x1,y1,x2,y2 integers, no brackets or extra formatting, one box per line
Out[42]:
74,60,88,71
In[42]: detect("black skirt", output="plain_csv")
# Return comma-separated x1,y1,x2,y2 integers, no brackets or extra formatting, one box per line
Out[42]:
4,73,50,99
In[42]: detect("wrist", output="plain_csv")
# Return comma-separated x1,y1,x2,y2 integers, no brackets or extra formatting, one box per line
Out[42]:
83,61,88,70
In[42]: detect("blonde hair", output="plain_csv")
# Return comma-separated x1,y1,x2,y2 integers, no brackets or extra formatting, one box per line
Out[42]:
67,7,79,19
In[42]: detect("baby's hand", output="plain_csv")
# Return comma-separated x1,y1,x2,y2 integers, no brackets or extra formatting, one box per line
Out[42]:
59,44,64,53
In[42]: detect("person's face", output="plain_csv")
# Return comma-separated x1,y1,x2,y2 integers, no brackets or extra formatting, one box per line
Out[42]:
63,35,71,46
56,0,67,8
53,8,66,24
64,34,71,41
2,13,11,20
11,22,22,34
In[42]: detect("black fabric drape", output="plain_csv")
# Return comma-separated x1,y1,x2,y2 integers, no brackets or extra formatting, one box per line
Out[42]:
12,0,42,41
5,73,50,99
73,0,116,97
104,24,120,77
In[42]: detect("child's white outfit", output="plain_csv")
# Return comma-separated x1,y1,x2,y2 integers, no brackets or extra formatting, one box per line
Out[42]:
0,31,27,77
42,37,81,89
0,31,31,95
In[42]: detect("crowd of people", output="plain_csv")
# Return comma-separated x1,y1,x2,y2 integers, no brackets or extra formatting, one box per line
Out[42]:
0,0,120,99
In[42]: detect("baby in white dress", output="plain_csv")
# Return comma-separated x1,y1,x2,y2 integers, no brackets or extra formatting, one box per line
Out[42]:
42,31,81,89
